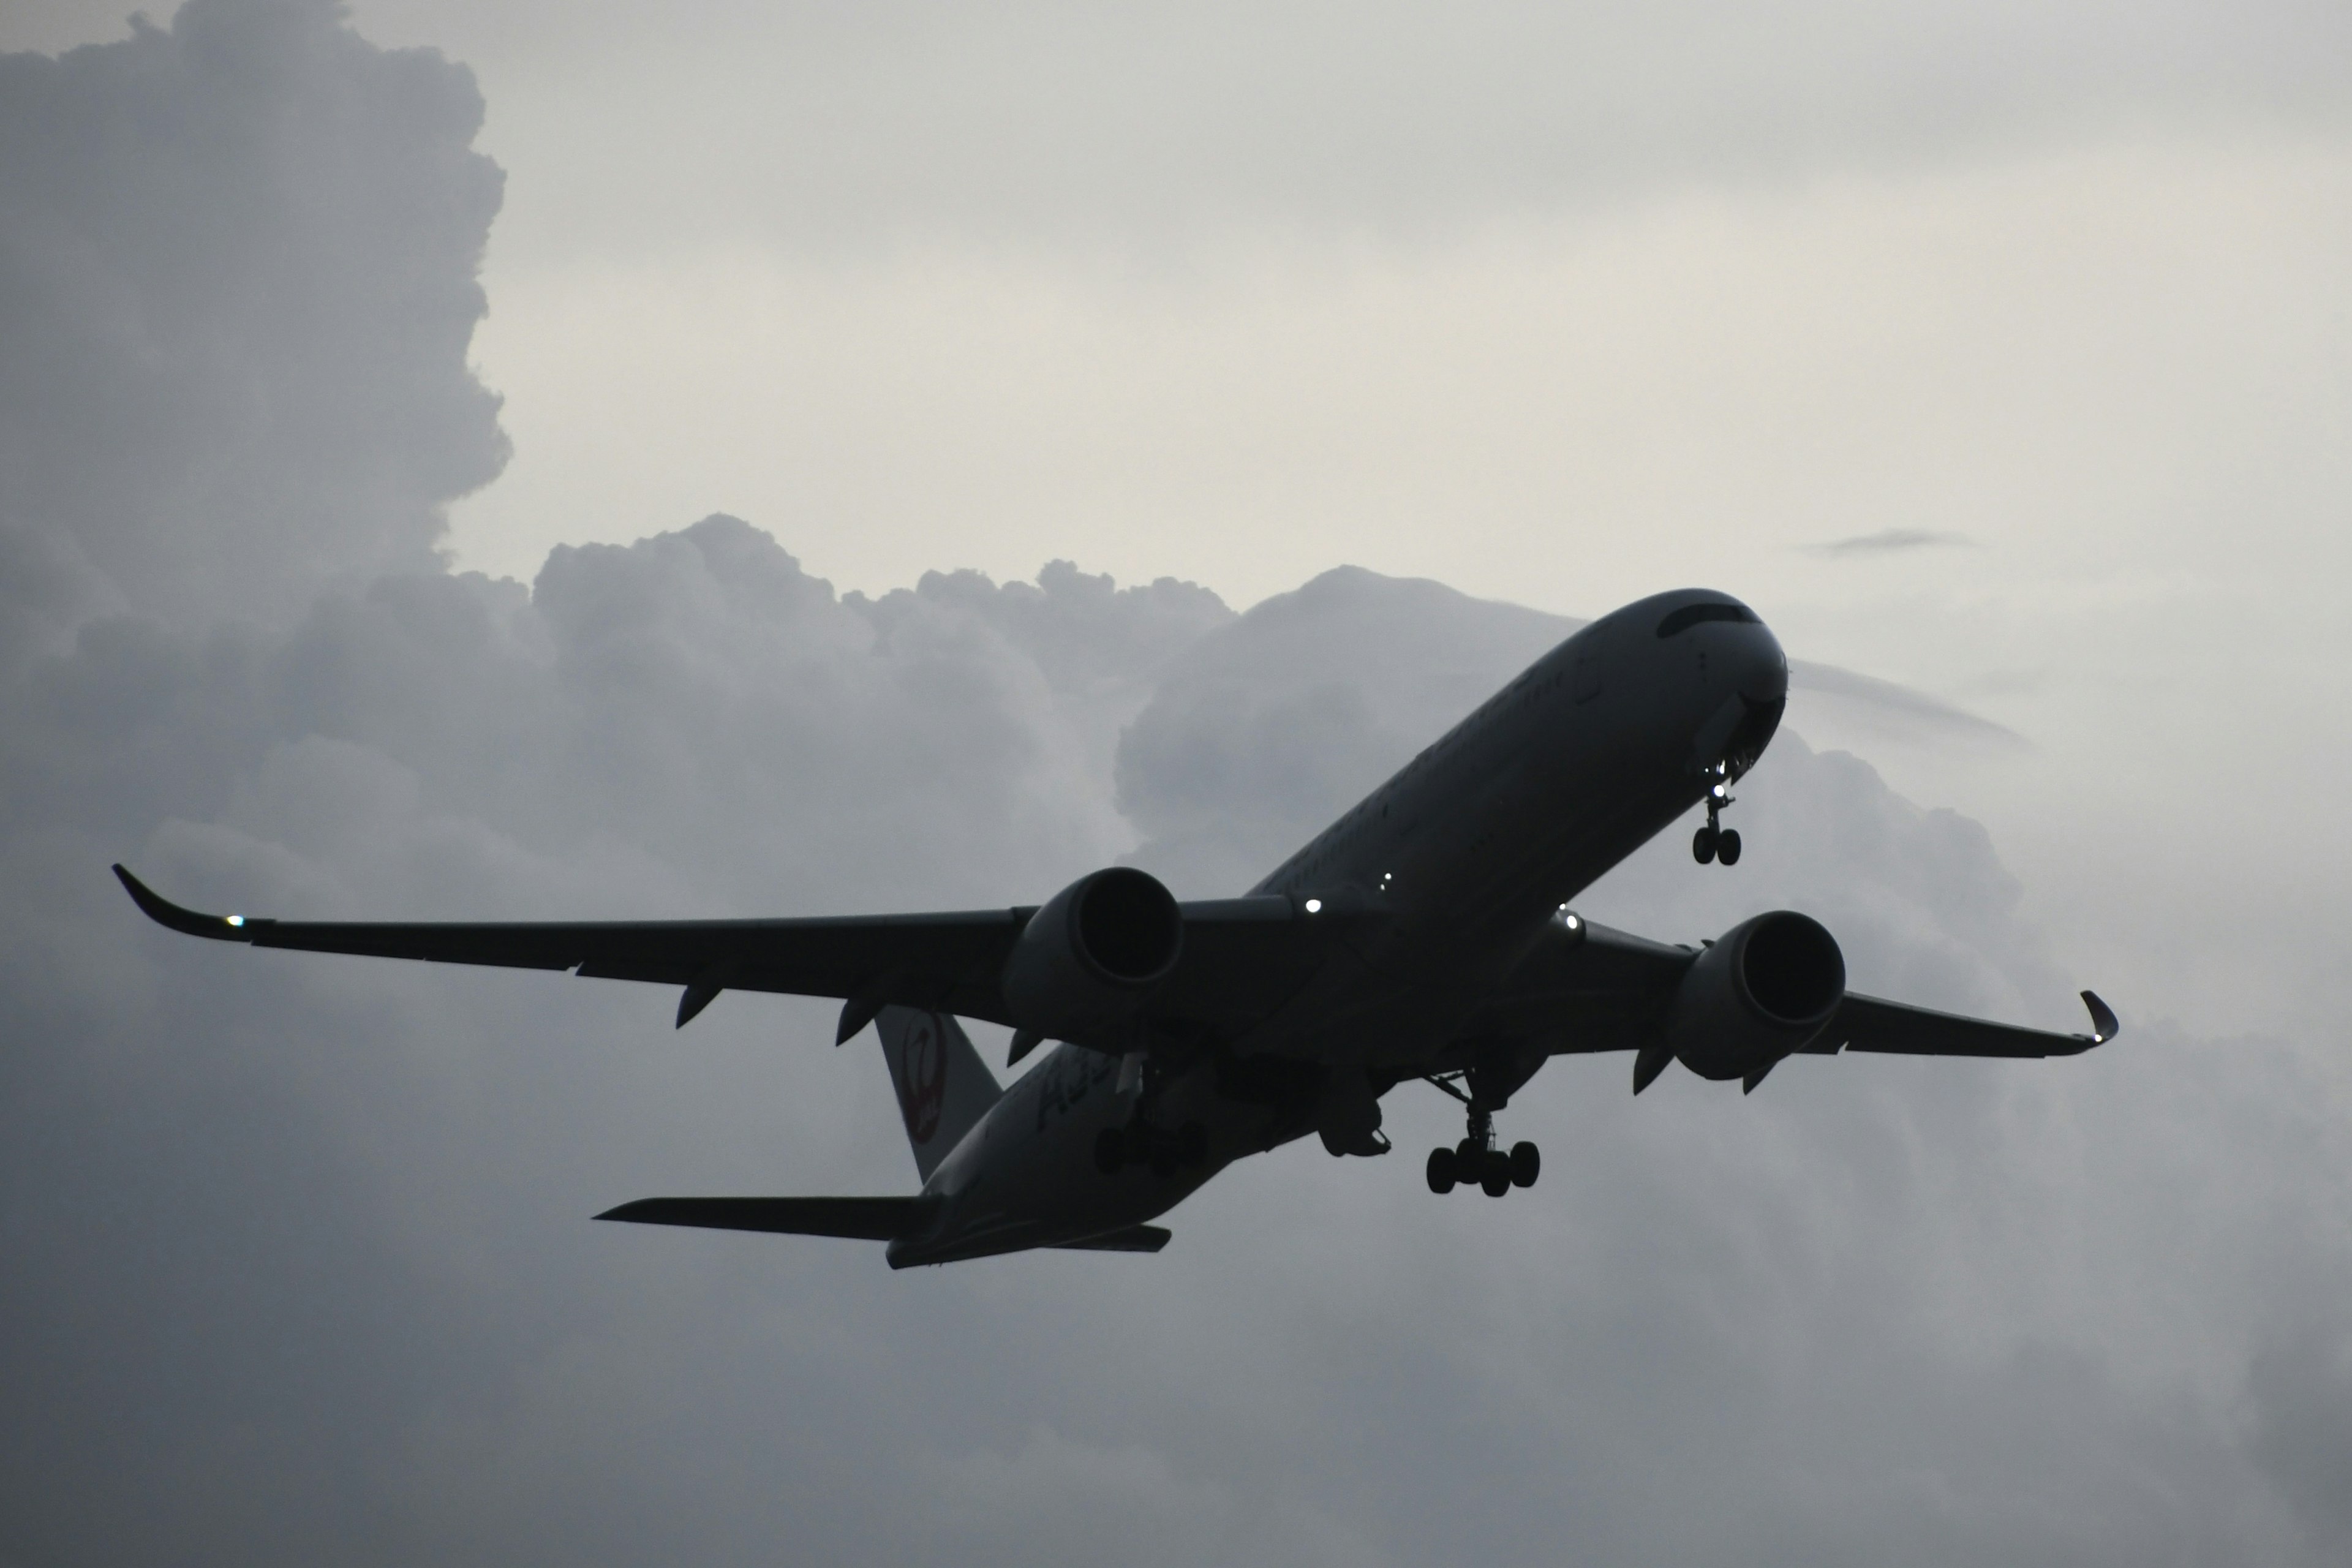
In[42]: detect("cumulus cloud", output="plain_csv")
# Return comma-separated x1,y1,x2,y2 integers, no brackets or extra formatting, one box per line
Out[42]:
4,6,2351,1567
0,0,507,645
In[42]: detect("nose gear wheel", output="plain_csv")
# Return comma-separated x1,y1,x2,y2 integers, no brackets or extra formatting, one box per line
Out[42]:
1693,764,1743,866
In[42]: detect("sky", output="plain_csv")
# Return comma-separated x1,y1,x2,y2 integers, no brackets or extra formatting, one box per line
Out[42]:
2,2,2349,1564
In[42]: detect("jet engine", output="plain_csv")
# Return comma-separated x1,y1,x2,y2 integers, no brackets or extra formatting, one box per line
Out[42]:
1000,867,1184,1046
1661,911,1845,1081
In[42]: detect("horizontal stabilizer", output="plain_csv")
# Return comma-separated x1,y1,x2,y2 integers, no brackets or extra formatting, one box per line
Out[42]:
1050,1225,1171,1253
596,1196,930,1241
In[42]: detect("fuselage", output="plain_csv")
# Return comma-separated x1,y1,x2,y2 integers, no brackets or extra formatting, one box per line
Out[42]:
890,589,1789,1265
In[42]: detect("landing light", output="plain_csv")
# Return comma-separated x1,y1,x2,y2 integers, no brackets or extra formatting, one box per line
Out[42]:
1305,898,1322,914
227,915,244,927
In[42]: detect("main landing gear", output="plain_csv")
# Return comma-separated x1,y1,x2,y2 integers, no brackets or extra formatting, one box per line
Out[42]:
1424,1103,1539,1198
1692,764,1742,867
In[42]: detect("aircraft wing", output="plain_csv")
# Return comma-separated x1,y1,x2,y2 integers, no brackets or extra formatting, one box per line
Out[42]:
1474,915,2115,1060
1800,990,2117,1058
112,865,1323,1035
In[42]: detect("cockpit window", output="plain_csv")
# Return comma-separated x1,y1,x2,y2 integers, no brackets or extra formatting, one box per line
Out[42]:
1655,601,1760,638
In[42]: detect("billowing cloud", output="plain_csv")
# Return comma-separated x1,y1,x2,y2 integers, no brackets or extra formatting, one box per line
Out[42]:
4,6,2350,1567
0,0,507,644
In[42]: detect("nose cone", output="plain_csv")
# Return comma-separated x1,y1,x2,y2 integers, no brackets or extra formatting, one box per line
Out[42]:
1647,591,1787,693
1717,612,1787,773
1644,589,1788,768
1735,616,1789,705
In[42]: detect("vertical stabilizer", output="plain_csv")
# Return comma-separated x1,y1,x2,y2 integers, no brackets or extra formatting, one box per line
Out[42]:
873,1008,1002,1181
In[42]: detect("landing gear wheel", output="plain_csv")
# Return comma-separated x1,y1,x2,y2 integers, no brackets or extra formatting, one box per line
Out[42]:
1716,829,1742,866
1693,826,1719,864
1426,1146,1458,1194
1178,1121,1209,1169
1509,1141,1541,1188
1093,1127,1125,1175
1480,1154,1513,1197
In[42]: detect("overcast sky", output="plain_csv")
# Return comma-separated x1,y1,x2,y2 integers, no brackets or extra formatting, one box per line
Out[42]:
3,2,2349,1563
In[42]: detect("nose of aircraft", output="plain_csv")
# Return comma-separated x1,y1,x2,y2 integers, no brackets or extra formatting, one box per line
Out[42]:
1647,592,1787,698
1644,590,1788,771
1733,616,1788,705
1716,609,1787,773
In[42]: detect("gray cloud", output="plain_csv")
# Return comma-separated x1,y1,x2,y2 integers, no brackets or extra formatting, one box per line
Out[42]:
5,7,2351,1567
337,0,2352,257
1804,529,1977,557
1785,659,2026,750
0,0,507,646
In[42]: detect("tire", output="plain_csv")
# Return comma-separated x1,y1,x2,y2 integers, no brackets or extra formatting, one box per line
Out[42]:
1426,1146,1458,1194
1480,1153,1513,1197
1716,829,1742,865
1693,826,1718,864
1093,1127,1125,1175
1178,1121,1209,1169
1509,1140,1540,1189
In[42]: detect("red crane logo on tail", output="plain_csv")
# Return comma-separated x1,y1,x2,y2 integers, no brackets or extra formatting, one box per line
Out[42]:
897,1014,947,1144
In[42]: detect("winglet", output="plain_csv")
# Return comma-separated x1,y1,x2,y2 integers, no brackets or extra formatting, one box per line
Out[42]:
2080,990,2119,1045
112,865,254,941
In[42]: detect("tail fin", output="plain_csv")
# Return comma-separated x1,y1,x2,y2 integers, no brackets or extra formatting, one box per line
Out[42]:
874,1007,1002,1181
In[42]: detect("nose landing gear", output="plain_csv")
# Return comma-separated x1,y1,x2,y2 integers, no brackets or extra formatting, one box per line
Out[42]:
1692,766,1743,866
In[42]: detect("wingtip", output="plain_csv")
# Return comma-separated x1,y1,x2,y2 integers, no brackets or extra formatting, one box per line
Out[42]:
113,864,249,941
2081,989,2119,1046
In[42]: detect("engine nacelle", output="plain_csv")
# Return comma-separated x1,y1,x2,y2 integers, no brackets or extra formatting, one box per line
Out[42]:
1662,911,1845,1081
1000,867,1184,1047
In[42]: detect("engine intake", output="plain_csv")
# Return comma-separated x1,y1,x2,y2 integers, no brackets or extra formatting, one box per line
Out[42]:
1662,911,1845,1081
1000,867,1184,1047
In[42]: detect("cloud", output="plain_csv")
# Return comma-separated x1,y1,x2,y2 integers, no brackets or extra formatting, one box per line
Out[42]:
1785,659,2026,750
5,6,2352,1567
300,0,2352,258
0,0,507,644
1803,528,1977,556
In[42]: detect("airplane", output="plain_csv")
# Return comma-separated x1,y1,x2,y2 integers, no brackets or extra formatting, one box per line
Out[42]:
115,587,2117,1267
